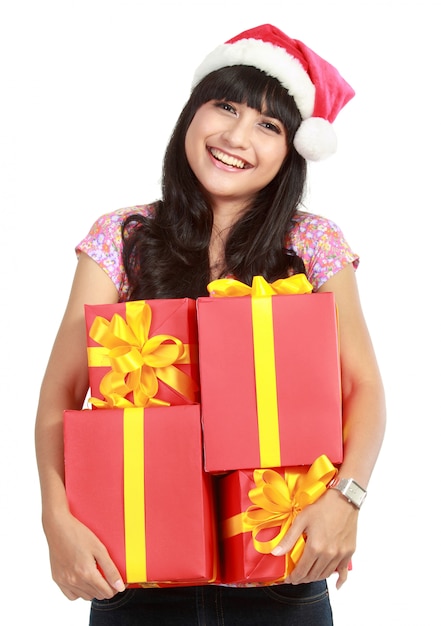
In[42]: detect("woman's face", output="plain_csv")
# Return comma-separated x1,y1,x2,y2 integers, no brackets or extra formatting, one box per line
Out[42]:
185,100,288,212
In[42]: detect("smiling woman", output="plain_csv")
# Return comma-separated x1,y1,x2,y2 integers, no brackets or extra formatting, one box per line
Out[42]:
35,23,385,626
123,61,311,297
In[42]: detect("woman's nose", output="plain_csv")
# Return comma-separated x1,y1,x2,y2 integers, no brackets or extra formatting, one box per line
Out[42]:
222,118,252,148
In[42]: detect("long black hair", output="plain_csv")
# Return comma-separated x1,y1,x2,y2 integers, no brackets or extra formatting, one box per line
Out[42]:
122,65,307,300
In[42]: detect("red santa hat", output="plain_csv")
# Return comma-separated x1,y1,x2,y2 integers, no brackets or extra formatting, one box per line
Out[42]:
192,24,355,161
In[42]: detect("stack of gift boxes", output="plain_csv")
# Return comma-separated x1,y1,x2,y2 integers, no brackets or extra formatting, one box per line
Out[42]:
64,298,217,587
63,275,343,587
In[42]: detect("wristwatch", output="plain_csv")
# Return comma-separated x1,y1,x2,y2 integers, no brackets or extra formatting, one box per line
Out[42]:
329,477,367,509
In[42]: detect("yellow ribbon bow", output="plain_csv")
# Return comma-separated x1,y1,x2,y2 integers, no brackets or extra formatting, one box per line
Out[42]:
207,274,313,298
224,455,337,578
87,300,198,408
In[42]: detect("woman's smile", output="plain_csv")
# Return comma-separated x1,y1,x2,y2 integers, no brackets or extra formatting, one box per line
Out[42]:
207,147,252,170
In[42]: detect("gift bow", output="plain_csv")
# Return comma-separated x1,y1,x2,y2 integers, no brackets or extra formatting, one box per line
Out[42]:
207,274,313,298
224,455,337,578
88,300,198,408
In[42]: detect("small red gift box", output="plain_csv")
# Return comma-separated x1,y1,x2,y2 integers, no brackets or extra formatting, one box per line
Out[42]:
85,298,199,408
197,276,343,472
218,456,337,585
64,404,218,585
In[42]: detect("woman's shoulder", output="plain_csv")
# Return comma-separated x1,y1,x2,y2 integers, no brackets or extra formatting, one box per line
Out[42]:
288,209,354,249
77,203,156,250
291,209,342,234
288,209,359,290
87,203,155,234
75,203,157,299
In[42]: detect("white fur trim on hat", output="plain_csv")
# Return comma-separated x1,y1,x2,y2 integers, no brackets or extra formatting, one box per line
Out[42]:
192,39,315,119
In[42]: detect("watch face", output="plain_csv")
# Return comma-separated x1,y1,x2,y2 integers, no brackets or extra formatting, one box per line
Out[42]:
345,481,366,507
333,478,366,508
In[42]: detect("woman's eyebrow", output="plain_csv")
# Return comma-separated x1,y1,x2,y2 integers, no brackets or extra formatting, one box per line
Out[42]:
260,106,280,119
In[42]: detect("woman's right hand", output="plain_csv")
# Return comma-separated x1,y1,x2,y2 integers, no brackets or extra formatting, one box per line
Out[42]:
44,509,126,601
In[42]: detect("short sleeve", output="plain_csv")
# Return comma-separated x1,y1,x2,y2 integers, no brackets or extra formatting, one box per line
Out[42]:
287,212,359,291
75,205,153,300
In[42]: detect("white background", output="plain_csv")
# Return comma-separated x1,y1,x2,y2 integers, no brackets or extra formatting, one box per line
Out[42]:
1,1,440,624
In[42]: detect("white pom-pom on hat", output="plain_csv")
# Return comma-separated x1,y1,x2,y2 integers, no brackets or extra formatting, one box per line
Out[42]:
294,117,338,162
192,24,355,161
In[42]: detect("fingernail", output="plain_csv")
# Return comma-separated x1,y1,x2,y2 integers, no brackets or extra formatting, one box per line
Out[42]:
271,546,283,556
113,579,125,592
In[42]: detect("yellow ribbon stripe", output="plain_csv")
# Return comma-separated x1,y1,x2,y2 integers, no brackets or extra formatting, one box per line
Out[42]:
123,407,147,583
251,295,280,467
207,275,313,467
222,455,337,579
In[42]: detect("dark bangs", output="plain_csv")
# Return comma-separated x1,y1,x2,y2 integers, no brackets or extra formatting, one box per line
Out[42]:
191,65,302,143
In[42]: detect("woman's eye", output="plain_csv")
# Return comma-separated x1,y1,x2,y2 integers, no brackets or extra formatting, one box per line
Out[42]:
261,121,282,134
214,101,236,114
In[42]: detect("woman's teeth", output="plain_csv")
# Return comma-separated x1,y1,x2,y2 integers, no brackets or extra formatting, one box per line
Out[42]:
210,148,247,169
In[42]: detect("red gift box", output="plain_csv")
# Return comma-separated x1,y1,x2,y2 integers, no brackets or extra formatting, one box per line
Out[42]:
218,456,337,585
64,404,218,585
85,298,199,408
197,277,342,472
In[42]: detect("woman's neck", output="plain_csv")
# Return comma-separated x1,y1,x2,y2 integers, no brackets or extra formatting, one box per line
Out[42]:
208,199,249,280
209,223,229,281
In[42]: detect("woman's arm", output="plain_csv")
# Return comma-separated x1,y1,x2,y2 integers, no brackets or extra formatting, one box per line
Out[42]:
273,263,386,587
35,253,126,600
319,263,386,486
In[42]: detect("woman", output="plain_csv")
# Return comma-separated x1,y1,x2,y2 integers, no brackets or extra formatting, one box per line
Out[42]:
35,24,386,625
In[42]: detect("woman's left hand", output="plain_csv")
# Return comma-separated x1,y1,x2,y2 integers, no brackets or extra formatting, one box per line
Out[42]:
271,488,358,589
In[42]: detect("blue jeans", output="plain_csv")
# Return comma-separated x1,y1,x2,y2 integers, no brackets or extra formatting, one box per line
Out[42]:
89,581,333,625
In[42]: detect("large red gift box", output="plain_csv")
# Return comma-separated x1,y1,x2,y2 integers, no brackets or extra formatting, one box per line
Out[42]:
218,456,337,585
85,299,199,409
64,404,218,585
197,278,343,472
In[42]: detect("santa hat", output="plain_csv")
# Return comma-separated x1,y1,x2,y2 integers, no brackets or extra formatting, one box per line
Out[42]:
192,24,355,161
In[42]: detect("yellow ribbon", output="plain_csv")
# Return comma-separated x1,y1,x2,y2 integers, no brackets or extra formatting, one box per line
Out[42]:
122,406,218,585
87,300,198,408
207,275,313,467
222,455,337,579
207,274,313,298
123,407,147,582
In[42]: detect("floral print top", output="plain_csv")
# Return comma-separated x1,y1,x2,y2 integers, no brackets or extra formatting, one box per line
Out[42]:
76,204,359,301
